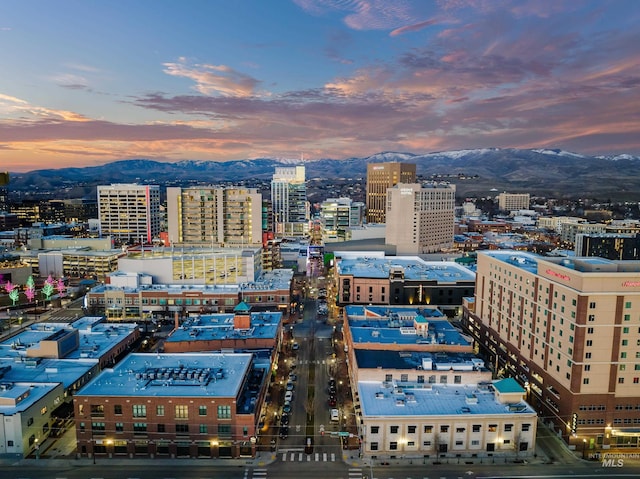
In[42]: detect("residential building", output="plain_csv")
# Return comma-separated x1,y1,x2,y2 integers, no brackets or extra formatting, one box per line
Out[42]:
385,182,456,254
320,197,365,242
366,162,416,224
166,186,262,247
74,352,268,459
97,184,161,244
497,193,530,212
271,165,308,237
462,250,640,448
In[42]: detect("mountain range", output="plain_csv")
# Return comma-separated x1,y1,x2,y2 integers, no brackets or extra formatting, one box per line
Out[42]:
8,148,640,201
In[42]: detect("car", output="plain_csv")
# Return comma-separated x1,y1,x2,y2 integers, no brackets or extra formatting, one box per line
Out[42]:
288,373,297,382
282,401,292,414
292,342,299,350
280,413,290,425
304,436,314,455
328,386,337,395
328,396,337,407
330,408,340,422
285,390,293,402
328,378,336,387
279,425,289,439
286,381,295,391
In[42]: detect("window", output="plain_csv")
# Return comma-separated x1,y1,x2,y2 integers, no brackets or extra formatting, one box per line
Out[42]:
504,424,513,432
440,425,449,433
370,442,378,451
488,424,497,432
472,425,481,432
408,425,416,434
371,426,379,434
175,424,189,434
619,377,625,384
132,405,146,418
199,424,208,434
586,352,592,359
156,405,165,416
586,340,593,347
622,340,629,346
589,302,596,309
587,327,594,334
454,375,462,384
90,404,105,417
424,425,433,433
114,404,122,415
400,374,408,382
115,422,124,432
389,442,398,450
455,440,464,446
583,378,590,385
385,374,393,382
218,424,231,437
199,405,207,416
588,314,595,322
175,405,189,419
157,424,165,432
456,427,466,433
390,425,399,434
522,424,531,432
133,422,147,433
217,405,232,419
625,301,632,308
91,422,105,432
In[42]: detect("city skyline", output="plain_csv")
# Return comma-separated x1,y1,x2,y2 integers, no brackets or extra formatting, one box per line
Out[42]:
1,0,639,173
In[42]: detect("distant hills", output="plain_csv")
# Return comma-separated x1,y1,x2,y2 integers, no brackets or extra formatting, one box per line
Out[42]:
8,148,640,201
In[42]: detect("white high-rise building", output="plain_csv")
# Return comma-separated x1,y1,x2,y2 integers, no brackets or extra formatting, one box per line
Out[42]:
271,165,308,237
386,182,456,254
97,184,161,244
166,186,262,247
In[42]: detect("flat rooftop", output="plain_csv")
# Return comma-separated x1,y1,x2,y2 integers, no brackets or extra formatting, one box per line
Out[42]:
77,352,253,398
166,311,281,343
355,350,486,372
0,382,62,415
346,305,471,348
483,250,640,274
359,381,535,418
336,255,475,282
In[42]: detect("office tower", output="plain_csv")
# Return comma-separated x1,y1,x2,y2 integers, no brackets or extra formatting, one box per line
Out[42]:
463,250,640,447
320,197,365,241
366,162,416,224
166,186,262,247
271,165,308,237
497,192,530,212
97,184,161,244
385,182,455,254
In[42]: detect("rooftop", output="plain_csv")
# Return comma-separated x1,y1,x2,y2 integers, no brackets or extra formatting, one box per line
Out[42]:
76,352,253,399
359,380,535,418
336,255,475,282
166,311,281,343
355,350,486,373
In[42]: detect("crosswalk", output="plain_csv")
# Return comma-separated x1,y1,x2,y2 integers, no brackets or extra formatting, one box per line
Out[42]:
281,451,337,461
348,468,364,479
248,466,364,479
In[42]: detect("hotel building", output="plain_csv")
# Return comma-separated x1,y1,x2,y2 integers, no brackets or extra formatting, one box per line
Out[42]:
463,250,640,448
366,162,416,224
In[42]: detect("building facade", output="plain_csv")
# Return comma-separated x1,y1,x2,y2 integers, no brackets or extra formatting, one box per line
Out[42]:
366,162,416,224
166,186,262,247
575,233,640,260
271,166,308,237
497,193,530,212
463,250,640,449
385,182,456,254
97,184,161,244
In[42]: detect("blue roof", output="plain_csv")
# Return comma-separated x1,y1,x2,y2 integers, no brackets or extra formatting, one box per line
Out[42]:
494,377,525,394
337,256,475,282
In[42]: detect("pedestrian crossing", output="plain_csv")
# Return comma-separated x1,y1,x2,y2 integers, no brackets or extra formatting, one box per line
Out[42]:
348,468,363,479
281,451,337,461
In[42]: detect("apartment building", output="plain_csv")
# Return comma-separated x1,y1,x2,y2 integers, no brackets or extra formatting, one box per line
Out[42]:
497,193,530,212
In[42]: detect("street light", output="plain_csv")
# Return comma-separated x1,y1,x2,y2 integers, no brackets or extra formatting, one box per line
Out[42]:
34,438,40,460
582,438,587,459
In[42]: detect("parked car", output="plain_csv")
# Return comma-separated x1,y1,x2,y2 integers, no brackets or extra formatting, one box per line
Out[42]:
285,390,293,402
281,413,290,425
279,425,289,439
288,373,297,382
286,381,295,391
292,342,299,350
330,408,340,422
283,401,292,414
328,396,337,407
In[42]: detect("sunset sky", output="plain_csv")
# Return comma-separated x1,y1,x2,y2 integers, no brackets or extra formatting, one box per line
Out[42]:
1,0,639,172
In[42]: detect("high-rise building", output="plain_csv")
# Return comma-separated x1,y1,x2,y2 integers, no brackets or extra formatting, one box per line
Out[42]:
366,162,416,224
166,186,262,247
271,165,308,237
463,250,640,447
97,184,161,244
385,182,456,254
0,172,9,212
320,197,365,241
497,192,530,212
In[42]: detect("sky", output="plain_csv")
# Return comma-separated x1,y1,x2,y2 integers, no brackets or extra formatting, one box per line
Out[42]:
1,0,639,172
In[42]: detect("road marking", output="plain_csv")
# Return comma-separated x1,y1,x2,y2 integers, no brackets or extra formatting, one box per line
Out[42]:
331,452,335,461
281,453,287,461
323,452,327,461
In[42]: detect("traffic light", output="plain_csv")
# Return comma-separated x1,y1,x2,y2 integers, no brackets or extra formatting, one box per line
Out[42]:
571,413,578,434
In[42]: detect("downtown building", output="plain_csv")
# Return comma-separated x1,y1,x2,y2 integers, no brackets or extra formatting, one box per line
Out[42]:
366,162,416,224
462,250,640,449
385,182,456,254
270,165,308,237
497,192,530,212
97,184,161,245
166,186,262,247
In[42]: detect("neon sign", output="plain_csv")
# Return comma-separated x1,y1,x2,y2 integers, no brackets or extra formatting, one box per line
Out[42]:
545,269,571,281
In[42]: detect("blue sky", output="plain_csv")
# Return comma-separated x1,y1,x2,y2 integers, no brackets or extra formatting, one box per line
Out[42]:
1,0,639,172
